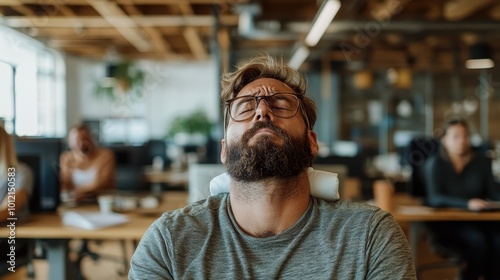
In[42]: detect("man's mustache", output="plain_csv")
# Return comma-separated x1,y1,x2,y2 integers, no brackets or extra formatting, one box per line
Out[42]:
241,121,289,143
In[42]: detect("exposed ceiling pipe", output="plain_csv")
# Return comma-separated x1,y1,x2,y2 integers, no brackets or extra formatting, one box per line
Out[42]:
234,3,297,40
287,20,500,35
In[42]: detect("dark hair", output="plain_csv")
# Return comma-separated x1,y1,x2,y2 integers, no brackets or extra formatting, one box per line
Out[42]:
440,116,470,138
220,54,317,129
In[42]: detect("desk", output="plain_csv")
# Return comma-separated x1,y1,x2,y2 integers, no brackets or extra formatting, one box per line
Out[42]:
143,169,188,187
392,203,500,266
0,192,188,280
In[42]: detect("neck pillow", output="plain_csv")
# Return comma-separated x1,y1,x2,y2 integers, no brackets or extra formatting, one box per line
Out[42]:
209,167,340,201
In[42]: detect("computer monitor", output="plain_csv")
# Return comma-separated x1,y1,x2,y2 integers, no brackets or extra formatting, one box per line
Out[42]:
14,137,63,212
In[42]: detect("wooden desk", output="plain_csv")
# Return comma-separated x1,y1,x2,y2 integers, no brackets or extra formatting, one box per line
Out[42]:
143,169,188,187
0,192,188,280
392,202,500,266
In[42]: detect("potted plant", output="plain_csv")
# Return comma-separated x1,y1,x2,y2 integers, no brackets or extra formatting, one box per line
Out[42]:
93,61,145,102
167,110,213,146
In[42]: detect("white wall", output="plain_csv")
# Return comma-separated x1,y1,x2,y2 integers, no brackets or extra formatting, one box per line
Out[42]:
65,56,220,140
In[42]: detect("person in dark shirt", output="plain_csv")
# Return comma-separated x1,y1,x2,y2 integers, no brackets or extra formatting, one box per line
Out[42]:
423,117,500,280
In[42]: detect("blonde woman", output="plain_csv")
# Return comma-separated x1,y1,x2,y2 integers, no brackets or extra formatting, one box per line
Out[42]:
0,127,33,222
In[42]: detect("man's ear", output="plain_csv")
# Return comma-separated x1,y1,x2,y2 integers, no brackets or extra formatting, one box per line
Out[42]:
308,130,319,157
220,138,227,163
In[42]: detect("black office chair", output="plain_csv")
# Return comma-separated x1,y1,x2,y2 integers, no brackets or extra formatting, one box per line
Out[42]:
71,155,143,279
73,239,130,279
404,137,464,279
72,166,142,279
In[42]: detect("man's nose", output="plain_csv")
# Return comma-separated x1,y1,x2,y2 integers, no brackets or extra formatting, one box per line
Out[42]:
253,98,273,122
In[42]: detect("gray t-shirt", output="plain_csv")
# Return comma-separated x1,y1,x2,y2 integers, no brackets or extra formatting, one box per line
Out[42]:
130,194,415,280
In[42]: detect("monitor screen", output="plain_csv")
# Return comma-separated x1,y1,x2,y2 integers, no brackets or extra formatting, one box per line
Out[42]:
14,137,63,212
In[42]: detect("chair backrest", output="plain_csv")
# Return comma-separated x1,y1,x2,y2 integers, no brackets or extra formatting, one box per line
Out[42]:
188,163,227,203
312,164,348,186
116,166,146,192
404,137,440,199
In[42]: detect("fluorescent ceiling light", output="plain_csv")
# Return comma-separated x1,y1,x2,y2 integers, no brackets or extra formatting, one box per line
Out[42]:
288,46,310,70
465,43,495,69
465,59,495,69
305,0,341,47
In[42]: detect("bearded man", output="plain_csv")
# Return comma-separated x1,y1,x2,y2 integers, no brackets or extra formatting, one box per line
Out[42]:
129,55,416,280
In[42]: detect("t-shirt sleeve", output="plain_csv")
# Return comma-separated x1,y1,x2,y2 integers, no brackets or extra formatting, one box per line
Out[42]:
129,215,174,280
365,210,416,280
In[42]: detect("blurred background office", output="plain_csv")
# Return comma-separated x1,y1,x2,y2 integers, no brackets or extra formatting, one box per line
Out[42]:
1,1,500,190
1,0,500,279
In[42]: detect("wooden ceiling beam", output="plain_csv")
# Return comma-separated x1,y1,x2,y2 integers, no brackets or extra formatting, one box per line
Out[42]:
179,3,207,60
183,27,207,60
490,3,500,20
33,27,120,37
5,0,249,4
217,28,230,50
4,15,238,28
444,0,493,21
121,0,173,58
49,40,117,49
58,5,76,16
11,4,35,16
87,0,151,52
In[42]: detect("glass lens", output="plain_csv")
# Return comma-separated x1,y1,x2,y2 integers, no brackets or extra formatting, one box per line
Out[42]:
229,93,300,121
268,94,299,117
231,96,256,121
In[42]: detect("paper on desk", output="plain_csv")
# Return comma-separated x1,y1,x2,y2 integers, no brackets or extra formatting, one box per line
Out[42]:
62,211,129,230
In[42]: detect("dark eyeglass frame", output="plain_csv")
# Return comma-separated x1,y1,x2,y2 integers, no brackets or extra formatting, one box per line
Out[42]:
224,92,311,130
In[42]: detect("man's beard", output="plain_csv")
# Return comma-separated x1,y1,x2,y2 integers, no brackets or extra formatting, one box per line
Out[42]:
225,121,314,182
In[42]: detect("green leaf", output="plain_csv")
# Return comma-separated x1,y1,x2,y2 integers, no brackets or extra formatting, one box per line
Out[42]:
167,110,213,138
93,61,145,102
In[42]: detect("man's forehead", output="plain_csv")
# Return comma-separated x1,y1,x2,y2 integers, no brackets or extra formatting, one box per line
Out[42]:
236,78,294,97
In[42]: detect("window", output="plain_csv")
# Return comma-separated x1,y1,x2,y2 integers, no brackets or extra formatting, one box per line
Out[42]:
0,26,66,137
101,117,149,145
0,62,15,133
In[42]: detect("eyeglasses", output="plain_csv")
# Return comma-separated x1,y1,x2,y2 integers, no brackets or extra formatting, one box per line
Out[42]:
225,92,305,123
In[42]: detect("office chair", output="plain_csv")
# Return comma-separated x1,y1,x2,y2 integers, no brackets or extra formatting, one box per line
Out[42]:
73,239,130,279
73,164,145,278
405,138,464,279
188,163,227,203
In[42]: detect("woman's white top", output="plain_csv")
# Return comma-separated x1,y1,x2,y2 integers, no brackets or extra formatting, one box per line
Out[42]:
71,167,98,188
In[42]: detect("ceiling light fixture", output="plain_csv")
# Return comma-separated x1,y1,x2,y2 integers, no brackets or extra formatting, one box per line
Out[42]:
288,45,310,70
465,43,495,69
304,0,341,47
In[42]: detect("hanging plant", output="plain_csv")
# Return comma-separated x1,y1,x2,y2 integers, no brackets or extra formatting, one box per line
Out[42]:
93,61,145,102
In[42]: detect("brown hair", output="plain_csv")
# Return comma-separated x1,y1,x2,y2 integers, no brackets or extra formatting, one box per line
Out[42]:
440,116,470,138
438,116,473,159
220,54,317,129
